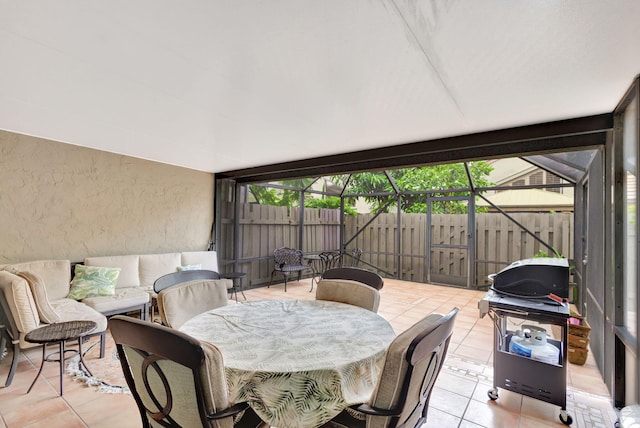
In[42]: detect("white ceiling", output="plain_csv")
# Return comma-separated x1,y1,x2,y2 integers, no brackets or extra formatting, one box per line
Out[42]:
1,1,639,173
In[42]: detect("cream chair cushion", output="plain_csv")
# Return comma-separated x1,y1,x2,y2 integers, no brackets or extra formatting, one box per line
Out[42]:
199,341,230,417
5,260,71,301
16,271,60,324
367,313,443,427
316,279,380,312
81,287,150,313
50,299,108,332
157,279,230,329
0,272,40,337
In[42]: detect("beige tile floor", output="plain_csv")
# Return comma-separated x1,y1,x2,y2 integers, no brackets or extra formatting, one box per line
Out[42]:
0,278,619,427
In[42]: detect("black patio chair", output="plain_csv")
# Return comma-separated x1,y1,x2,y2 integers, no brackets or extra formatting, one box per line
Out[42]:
322,267,384,290
269,247,312,292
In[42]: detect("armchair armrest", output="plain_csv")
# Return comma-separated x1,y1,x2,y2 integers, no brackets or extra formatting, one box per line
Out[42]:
207,401,250,420
349,402,402,417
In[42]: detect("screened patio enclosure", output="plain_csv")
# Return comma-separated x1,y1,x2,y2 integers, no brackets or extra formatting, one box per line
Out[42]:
212,78,640,410
214,149,596,294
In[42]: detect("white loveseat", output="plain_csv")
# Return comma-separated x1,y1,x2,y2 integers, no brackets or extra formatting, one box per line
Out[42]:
82,251,225,318
83,250,220,303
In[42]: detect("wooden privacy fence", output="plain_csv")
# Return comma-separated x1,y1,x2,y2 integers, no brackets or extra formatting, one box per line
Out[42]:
345,212,573,287
230,203,573,289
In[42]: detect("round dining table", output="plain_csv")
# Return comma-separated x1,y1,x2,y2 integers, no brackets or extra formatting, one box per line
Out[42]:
179,299,396,428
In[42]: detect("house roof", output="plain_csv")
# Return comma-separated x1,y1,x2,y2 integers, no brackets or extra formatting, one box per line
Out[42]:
477,188,574,210
486,158,537,185
1,2,639,173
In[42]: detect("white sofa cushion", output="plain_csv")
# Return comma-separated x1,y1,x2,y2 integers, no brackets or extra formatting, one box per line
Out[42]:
181,251,219,272
85,255,140,288
50,298,108,333
81,287,149,314
139,253,181,286
4,260,71,301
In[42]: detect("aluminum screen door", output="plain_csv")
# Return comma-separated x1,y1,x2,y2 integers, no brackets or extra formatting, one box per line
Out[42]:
426,194,475,288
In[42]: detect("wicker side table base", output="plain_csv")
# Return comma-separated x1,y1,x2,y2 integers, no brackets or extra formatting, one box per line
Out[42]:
25,320,97,396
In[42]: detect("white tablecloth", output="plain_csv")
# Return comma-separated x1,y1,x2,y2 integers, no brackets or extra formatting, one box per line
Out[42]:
180,299,396,428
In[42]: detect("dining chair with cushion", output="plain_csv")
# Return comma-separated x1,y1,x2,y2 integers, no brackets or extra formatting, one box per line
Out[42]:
315,279,381,312
153,269,222,293
322,267,384,290
321,307,459,428
157,279,230,329
110,315,268,428
153,270,228,322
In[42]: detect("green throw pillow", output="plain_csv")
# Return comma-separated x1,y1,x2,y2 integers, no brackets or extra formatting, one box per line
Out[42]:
68,265,120,300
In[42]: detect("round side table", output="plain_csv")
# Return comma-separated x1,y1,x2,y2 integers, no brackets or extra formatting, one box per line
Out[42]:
303,254,322,292
222,272,247,302
24,320,97,396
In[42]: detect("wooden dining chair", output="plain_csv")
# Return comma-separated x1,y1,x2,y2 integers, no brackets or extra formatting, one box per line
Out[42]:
315,279,381,312
321,308,459,428
157,279,230,329
110,316,268,428
322,267,384,290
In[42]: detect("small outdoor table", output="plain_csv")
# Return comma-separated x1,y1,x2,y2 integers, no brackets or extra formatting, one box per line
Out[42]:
24,320,97,396
221,272,247,302
303,254,322,291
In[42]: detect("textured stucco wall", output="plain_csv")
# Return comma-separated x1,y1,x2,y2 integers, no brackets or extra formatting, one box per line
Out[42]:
0,130,214,263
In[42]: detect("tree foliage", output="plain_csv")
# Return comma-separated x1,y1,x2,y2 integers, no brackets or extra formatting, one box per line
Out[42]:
339,162,494,213
248,186,299,207
248,162,494,214
248,185,357,214
304,196,357,215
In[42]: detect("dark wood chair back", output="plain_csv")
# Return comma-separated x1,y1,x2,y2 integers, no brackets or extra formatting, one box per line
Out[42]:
110,315,265,428
153,270,220,293
322,267,384,290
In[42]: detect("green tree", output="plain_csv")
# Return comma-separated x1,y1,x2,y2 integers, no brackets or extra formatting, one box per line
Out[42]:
304,196,357,215
248,186,299,207
248,162,493,214
248,180,358,213
339,162,494,214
